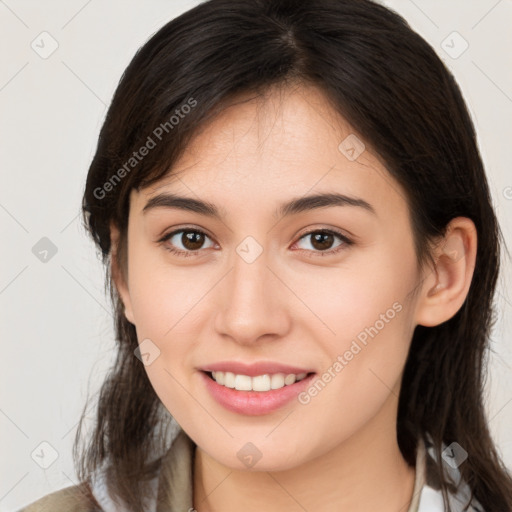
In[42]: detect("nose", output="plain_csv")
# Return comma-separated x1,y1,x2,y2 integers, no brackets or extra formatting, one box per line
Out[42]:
213,245,292,346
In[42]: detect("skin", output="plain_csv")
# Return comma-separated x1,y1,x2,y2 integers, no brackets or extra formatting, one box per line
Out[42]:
111,83,477,512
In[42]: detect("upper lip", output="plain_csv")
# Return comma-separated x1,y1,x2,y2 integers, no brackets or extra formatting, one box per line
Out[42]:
199,361,314,377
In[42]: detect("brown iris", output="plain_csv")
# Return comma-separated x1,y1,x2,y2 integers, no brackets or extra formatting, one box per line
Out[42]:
309,232,335,251
180,230,206,250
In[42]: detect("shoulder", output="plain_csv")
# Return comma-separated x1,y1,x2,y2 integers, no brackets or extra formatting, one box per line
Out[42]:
16,482,102,512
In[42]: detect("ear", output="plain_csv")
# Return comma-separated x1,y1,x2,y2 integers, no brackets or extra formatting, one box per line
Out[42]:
414,217,477,327
110,221,135,325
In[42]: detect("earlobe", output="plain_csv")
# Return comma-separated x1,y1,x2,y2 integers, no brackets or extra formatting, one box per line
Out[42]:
415,217,477,327
110,221,135,325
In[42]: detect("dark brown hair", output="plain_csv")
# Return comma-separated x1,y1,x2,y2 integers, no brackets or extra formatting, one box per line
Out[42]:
76,0,512,510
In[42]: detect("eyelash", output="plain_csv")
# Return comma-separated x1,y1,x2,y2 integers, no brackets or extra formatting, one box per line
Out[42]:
158,227,354,259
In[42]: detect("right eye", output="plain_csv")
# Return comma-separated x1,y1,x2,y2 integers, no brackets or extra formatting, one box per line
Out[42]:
159,228,216,257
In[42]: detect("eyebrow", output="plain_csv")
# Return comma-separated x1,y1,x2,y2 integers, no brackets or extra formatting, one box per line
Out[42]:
142,191,377,218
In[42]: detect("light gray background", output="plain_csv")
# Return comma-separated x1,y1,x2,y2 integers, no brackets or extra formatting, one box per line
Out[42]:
1,1,511,510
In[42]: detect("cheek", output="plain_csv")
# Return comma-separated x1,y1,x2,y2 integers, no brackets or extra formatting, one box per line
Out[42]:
127,240,209,336
297,240,417,353
127,263,203,419
294,244,417,414
125,247,201,389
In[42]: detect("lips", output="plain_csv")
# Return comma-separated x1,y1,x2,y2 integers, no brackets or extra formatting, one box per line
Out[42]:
200,370,315,415
199,360,313,376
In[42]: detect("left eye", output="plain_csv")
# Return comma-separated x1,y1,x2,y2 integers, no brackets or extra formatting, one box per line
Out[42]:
294,229,351,254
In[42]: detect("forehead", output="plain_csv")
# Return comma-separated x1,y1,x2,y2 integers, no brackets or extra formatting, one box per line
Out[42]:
132,84,408,222
157,84,369,179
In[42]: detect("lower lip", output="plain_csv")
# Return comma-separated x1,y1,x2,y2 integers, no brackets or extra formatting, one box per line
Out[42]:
200,371,315,416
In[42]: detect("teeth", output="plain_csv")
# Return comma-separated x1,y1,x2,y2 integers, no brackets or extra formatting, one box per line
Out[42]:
235,374,252,391
253,374,271,391
210,371,309,391
271,373,285,389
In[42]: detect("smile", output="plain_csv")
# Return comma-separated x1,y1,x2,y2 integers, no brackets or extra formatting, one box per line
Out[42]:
209,371,309,391
200,370,316,415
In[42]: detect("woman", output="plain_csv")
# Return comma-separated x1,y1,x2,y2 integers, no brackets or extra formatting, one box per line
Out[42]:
17,0,512,510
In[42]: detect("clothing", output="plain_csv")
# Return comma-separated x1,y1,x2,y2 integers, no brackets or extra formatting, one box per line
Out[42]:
16,429,485,512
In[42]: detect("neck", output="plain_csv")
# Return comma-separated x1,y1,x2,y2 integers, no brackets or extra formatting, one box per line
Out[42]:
192,395,416,512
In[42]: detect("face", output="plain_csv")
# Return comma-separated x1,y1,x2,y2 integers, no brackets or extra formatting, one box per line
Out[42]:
113,84,426,472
